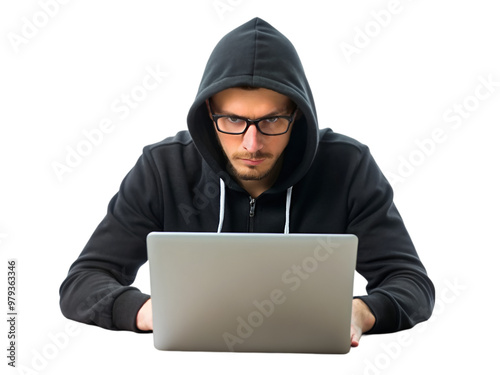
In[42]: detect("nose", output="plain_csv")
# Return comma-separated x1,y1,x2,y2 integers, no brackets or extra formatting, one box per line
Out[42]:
242,123,263,153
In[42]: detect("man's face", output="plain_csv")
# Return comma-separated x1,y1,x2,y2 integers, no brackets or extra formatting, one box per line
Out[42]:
209,88,295,189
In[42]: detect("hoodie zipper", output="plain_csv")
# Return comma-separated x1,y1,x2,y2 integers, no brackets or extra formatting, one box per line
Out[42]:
249,197,256,232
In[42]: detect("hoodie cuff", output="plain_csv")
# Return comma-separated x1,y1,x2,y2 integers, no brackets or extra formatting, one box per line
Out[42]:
112,289,151,332
355,292,398,334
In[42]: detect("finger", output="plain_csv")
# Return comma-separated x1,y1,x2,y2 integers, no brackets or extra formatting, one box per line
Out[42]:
350,325,361,347
351,333,360,347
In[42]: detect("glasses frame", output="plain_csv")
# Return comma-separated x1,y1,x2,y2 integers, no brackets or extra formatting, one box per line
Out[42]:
208,99,297,136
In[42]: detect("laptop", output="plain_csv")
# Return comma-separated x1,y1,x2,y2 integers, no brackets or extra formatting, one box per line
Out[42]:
147,232,358,354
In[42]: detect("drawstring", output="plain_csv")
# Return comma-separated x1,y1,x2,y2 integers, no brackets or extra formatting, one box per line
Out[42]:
217,178,225,233
216,178,293,234
284,186,293,234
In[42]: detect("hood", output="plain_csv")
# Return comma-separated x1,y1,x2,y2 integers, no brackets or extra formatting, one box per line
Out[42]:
187,17,319,193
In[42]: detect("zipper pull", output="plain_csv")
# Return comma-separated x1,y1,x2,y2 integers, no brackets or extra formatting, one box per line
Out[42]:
249,197,256,218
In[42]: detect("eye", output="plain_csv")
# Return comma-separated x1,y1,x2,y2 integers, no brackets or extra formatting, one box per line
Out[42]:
261,117,279,124
227,116,244,124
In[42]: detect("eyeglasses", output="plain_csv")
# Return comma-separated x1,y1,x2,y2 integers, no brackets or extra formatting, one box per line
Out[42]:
208,100,297,136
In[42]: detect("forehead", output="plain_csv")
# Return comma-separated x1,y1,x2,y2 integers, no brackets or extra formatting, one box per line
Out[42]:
211,87,293,113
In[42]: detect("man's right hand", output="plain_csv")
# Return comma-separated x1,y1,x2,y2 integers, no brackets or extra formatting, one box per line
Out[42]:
136,298,153,331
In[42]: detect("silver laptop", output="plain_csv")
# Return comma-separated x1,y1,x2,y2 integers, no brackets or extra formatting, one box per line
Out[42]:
147,232,358,354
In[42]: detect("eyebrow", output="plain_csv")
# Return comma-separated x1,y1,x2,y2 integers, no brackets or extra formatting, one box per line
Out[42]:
208,98,295,118
216,108,292,118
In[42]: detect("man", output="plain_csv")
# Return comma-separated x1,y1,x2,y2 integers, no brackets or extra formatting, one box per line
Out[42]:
60,18,435,348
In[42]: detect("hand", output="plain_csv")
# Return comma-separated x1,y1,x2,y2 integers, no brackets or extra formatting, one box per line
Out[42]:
136,298,153,331
350,298,375,347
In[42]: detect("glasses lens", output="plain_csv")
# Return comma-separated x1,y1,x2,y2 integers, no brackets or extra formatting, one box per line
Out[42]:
217,117,289,135
257,118,289,135
217,117,247,134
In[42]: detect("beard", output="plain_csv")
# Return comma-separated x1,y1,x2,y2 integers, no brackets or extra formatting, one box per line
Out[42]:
226,151,284,181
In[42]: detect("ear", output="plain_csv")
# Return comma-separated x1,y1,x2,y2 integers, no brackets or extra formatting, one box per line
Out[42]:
290,107,302,126
295,108,303,122
205,99,213,120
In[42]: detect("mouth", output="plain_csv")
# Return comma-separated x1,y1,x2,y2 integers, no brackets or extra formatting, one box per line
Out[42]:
240,158,265,166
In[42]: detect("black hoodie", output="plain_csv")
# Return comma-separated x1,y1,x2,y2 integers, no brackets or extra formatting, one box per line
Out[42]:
60,18,434,334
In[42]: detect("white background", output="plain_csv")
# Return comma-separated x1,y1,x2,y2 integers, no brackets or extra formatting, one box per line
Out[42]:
1,1,499,374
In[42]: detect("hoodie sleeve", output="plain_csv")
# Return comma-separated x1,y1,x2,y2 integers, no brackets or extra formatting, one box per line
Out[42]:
59,149,162,332
347,146,435,334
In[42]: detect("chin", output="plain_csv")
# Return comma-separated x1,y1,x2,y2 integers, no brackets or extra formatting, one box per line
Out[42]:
234,169,269,181
229,164,272,181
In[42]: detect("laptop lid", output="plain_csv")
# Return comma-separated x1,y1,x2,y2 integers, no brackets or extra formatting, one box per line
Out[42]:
147,232,358,354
